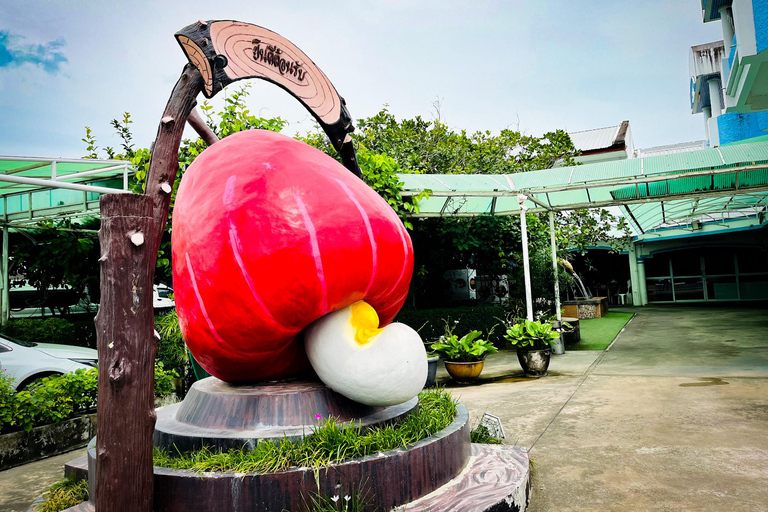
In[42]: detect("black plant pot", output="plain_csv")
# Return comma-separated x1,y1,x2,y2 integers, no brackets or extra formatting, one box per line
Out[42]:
516,348,551,378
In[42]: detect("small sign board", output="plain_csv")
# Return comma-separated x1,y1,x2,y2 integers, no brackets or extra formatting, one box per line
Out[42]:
479,413,505,440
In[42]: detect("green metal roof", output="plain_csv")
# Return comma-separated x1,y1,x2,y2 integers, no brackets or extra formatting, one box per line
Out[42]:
0,156,132,226
399,140,768,236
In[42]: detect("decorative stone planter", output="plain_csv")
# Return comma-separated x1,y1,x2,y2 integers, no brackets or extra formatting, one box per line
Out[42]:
444,361,485,382
563,297,609,319
516,349,551,378
0,413,96,471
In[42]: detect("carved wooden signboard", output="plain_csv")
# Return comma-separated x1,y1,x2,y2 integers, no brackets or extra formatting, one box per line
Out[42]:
175,20,360,176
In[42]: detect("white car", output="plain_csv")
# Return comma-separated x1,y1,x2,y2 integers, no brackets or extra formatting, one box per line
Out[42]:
0,334,98,391
153,284,175,310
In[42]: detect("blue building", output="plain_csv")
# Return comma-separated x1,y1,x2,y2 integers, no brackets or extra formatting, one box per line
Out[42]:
692,0,768,146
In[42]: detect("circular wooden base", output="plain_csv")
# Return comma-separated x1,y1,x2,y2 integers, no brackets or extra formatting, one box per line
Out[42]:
154,377,418,452
150,405,470,512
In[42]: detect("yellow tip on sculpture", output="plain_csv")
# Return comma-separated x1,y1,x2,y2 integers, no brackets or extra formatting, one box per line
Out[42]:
350,301,384,345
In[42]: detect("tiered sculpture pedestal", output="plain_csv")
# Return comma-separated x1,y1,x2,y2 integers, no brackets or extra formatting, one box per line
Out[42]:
65,377,530,512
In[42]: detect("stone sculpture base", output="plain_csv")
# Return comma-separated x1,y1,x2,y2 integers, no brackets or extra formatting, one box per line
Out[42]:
153,377,418,452
63,378,530,512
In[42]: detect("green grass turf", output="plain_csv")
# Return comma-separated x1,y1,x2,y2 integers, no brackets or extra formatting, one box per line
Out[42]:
569,312,634,351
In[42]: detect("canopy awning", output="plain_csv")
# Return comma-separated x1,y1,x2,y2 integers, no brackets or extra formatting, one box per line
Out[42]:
0,156,132,226
399,140,768,235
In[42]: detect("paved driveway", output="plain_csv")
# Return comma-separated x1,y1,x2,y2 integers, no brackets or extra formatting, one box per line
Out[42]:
452,305,768,512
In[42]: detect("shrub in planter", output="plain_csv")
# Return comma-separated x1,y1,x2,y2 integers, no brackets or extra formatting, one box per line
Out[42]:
504,320,560,378
430,320,499,382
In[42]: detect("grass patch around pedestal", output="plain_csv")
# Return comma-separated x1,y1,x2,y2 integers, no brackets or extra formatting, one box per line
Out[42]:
570,312,634,351
153,387,457,474
33,475,89,512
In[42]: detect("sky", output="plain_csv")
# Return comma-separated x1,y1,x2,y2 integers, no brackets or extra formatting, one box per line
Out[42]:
0,0,722,159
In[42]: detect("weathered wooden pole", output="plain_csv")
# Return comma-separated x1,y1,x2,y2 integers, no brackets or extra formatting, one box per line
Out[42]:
145,64,204,254
187,108,219,146
94,194,157,512
94,64,203,512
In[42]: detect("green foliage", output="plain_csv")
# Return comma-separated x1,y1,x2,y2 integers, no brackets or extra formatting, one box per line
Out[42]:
154,362,179,398
0,317,98,349
0,364,177,434
470,424,503,444
354,106,580,175
154,310,187,376
34,475,89,512
504,319,560,350
154,388,457,473
10,218,101,307
395,306,505,344
0,368,97,434
356,147,428,230
430,320,498,362
0,318,76,345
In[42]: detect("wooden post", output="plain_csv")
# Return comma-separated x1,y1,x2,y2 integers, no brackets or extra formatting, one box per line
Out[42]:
92,64,202,512
187,108,219,146
95,194,157,512
144,64,204,254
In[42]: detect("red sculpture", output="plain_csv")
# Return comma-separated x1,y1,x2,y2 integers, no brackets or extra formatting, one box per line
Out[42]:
172,130,414,381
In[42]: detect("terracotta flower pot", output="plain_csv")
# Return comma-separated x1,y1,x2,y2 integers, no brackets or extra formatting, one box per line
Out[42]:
516,348,551,378
444,360,484,382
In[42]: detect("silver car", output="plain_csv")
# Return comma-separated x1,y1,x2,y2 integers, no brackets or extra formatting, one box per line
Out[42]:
0,334,98,390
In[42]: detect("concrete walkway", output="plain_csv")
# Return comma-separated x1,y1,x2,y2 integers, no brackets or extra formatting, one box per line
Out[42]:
2,305,767,511
451,305,768,512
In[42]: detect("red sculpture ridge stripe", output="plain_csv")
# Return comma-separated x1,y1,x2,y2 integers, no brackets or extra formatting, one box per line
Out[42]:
293,192,328,312
185,253,248,355
223,176,297,334
335,178,377,295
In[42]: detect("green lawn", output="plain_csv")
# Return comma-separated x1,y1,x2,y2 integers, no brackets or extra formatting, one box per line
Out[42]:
569,312,634,351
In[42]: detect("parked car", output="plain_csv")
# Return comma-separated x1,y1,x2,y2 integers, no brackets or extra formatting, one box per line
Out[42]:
0,334,98,391
154,284,175,310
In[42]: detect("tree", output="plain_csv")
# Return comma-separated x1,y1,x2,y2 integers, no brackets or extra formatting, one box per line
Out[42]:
10,218,101,311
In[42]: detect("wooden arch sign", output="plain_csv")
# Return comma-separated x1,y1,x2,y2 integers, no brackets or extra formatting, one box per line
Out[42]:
93,21,363,512
175,20,361,176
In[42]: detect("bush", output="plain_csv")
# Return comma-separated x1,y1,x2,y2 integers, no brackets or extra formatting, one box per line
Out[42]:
154,362,179,398
0,368,97,434
155,310,188,376
0,317,97,349
395,306,506,345
0,364,176,434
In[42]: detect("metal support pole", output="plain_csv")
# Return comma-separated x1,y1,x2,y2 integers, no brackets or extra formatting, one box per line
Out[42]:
2,226,9,325
518,195,534,321
549,211,561,322
549,211,565,354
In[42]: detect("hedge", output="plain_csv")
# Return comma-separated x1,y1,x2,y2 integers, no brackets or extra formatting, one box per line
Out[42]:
394,306,507,345
0,315,185,375
0,364,178,435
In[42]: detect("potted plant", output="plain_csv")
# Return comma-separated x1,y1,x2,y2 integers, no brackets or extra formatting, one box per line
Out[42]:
430,320,499,382
504,319,560,378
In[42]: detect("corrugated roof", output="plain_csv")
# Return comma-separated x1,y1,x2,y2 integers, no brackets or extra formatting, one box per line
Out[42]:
568,125,621,152
398,139,768,234
0,156,132,226
634,141,706,158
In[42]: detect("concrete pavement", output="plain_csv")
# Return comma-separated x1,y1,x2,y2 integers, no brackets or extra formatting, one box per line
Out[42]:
452,305,768,511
